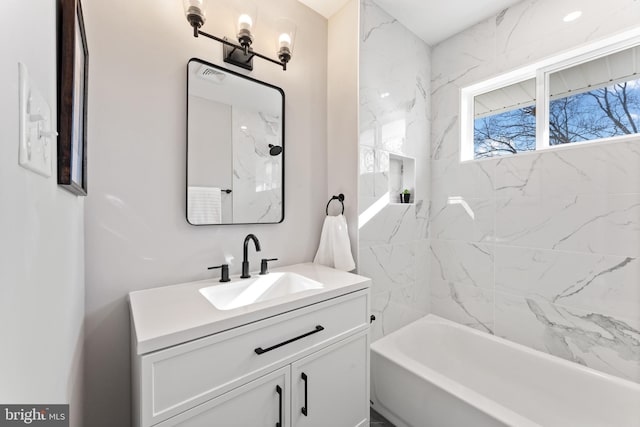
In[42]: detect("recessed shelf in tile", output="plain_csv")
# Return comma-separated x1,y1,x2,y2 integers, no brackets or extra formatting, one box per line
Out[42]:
389,153,415,204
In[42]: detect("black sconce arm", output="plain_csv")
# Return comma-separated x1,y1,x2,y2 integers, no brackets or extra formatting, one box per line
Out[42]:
196,30,289,71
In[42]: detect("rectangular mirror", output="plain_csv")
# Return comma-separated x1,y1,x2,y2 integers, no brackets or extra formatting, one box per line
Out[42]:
187,58,284,225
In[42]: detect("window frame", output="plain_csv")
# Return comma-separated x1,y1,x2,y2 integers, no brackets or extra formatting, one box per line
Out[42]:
460,27,640,162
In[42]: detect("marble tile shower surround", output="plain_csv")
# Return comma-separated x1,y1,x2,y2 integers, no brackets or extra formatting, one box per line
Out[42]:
359,0,431,342
231,107,282,223
430,0,640,383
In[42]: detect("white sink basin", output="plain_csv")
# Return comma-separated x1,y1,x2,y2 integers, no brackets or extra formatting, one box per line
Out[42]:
199,272,325,310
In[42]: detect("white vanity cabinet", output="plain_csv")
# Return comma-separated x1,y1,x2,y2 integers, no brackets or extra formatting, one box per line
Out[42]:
291,333,369,427
131,283,370,427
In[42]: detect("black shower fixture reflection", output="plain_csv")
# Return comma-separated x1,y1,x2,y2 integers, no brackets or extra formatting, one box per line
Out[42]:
268,144,283,156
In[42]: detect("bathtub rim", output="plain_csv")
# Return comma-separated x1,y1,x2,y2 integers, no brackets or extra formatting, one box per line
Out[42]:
371,336,538,427
370,314,640,427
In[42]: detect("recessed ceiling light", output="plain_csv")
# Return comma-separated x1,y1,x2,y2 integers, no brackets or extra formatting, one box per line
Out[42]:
563,11,582,22
380,92,390,98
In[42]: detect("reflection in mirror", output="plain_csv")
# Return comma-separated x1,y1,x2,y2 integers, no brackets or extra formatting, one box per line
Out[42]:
187,59,284,225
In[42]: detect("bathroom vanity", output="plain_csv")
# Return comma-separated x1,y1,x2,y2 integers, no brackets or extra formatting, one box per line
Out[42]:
129,263,371,427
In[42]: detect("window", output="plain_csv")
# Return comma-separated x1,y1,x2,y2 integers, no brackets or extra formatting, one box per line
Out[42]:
461,31,640,161
548,46,640,145
473,79,536,159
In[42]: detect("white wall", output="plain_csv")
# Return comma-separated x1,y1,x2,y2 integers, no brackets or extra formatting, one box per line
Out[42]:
187,96,232,188
188,97,233,221
0,0,85,424
82,0,328,424
430,0,640,382
327,0,359,261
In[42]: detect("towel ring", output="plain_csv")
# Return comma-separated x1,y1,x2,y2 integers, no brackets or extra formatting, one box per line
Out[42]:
326,194,345,216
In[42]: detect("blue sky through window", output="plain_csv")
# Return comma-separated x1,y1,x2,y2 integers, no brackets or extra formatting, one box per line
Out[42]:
549,79,640,145
474,105,536,159
473,78,640,159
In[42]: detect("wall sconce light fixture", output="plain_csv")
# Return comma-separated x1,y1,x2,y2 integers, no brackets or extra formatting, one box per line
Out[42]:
183,0,296,71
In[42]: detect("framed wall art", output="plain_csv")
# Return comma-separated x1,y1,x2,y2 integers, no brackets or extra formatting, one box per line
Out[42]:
58,0,88,196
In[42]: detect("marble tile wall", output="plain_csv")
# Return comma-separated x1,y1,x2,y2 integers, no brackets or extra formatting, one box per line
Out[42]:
359,0,431,342
430,0,640,382
231,107,283,223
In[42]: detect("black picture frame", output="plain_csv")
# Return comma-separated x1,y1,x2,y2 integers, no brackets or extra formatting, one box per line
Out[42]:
58,0,88,196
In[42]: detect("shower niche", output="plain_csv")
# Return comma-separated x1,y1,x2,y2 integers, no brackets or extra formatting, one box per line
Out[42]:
389,153,415,204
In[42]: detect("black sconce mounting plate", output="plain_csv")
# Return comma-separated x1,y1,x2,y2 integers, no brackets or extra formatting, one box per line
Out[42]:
223,39,254,71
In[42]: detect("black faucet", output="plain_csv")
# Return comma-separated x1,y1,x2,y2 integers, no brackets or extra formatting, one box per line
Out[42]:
241,234,261,278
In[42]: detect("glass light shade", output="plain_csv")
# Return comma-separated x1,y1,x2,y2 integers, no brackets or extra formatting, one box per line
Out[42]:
276,18,297,64
276,18,296,51
183,0,207,27
233,0,257,45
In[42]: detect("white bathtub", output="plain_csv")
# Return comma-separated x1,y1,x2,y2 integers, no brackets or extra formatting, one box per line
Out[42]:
370,314,640,427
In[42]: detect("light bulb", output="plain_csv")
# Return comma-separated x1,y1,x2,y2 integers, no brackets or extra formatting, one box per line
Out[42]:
184,0,206,28
238,14,253,31
275,18,296,69
563,11,582,22
278,33,292,49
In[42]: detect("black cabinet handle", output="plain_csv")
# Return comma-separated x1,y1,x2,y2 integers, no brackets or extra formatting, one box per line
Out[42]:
276,385,283,427
301,372,309,416
254,325,324,355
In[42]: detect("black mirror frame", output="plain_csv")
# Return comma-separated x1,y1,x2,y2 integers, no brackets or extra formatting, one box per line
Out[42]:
186,58,285,226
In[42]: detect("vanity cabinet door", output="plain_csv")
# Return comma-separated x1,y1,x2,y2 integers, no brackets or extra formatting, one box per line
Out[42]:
156,367,290,427
291,331,369,427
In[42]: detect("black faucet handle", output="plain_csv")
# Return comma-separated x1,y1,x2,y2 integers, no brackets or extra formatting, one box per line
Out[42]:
208,264,230,282
260,258,278,275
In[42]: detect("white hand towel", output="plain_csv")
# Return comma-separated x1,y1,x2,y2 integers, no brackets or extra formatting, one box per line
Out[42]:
188,186,222,224
313,214,356,271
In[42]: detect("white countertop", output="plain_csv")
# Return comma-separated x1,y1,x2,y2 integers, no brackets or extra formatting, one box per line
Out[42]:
129,263,371,355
